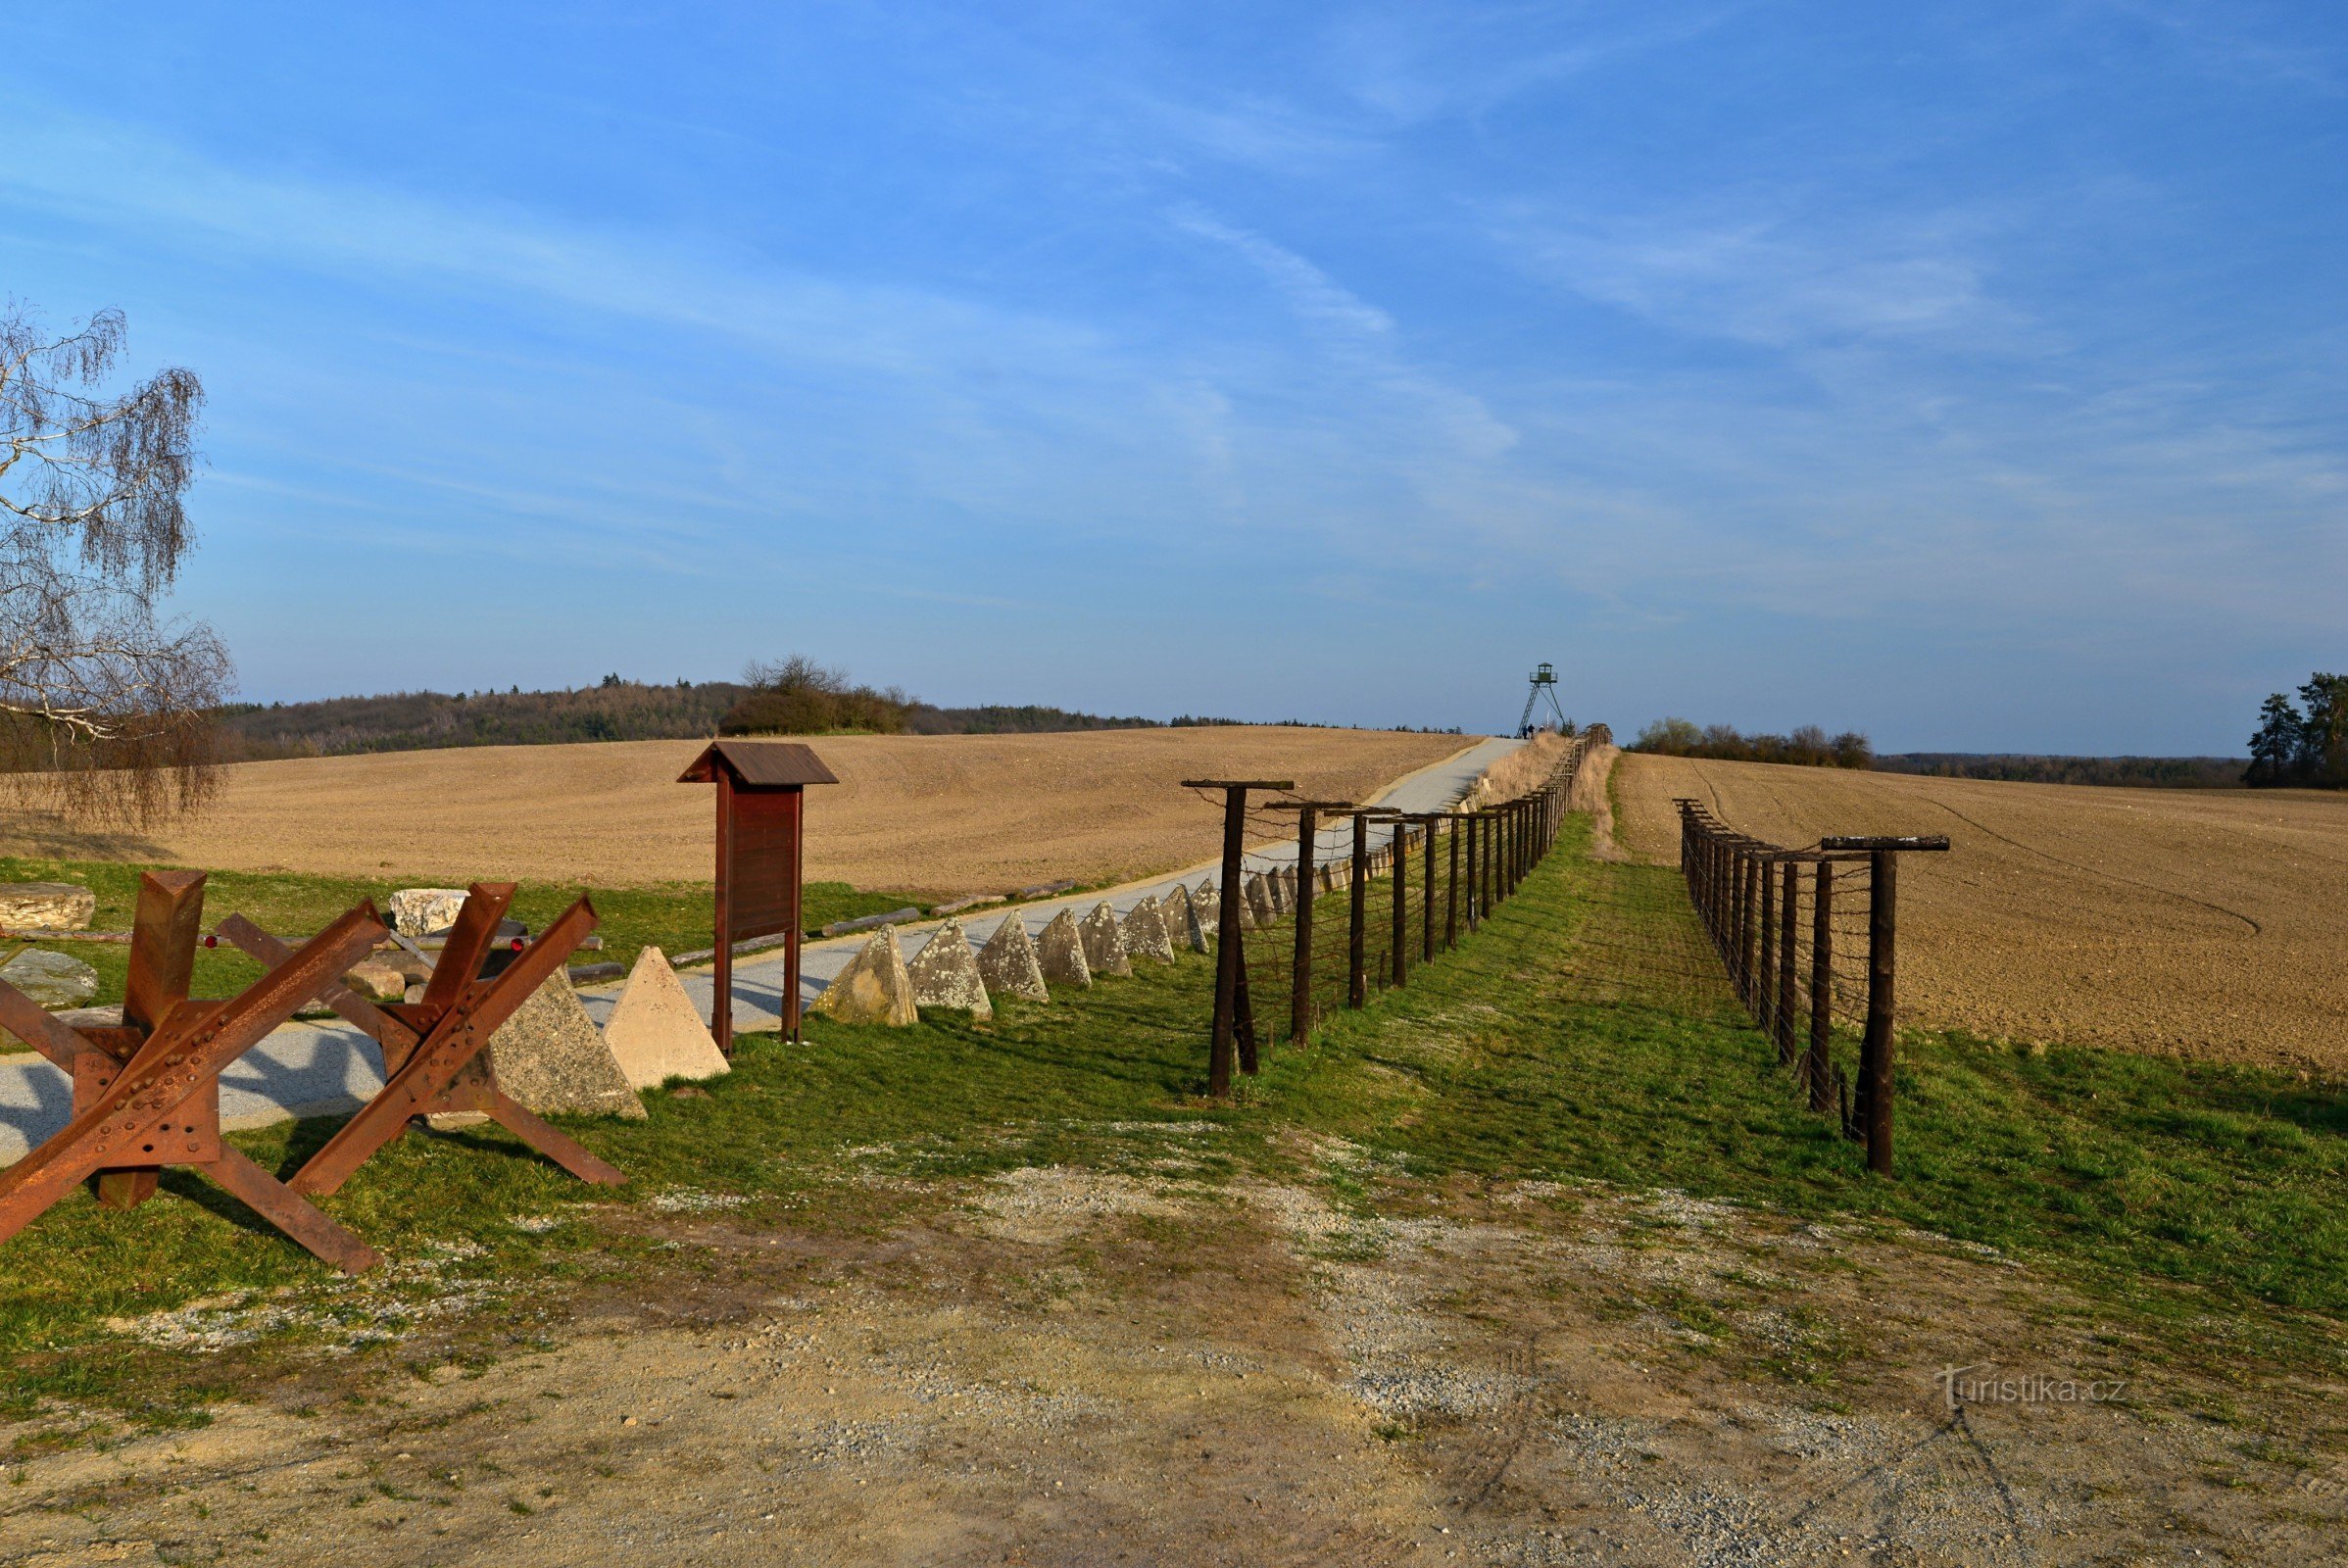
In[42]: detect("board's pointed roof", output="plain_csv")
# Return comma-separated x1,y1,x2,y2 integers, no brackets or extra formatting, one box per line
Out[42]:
677,739,840,787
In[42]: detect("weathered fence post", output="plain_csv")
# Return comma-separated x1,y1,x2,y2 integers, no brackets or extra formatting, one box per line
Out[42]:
1420,816,1438,961
1757,853,1778,1033
1484,808,1499,914
1777,859,1799,1065
1348,811,1371,1007
1806,858,1833,1110
1862,849,1896,1174
1738,849,1759,1004
1269,802,1346,1049
1463,811,1480,930
1183,778,1293,1100
1445,816,1461,948
1391,819,1410,988
1819,833,1950,1175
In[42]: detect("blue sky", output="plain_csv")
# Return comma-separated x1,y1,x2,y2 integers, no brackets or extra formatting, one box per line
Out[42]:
3,2,2340,750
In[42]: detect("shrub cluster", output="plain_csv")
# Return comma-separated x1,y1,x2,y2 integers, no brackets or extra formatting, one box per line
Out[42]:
717,657,913,737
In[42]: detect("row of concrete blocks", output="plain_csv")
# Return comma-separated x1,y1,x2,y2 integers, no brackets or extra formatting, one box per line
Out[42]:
809,834,1434,1025
809,881,1224,1027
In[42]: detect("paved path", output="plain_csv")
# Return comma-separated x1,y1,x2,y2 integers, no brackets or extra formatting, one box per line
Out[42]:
0,737,1522,1162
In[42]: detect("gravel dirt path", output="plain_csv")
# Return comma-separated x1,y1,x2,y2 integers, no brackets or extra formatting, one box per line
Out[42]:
7,1152,2333,1566
0,729,1474,897
1612,754,2348,1074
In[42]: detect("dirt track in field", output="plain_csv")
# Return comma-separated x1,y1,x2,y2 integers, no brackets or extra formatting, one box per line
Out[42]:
1613,755,2348,1074
0,730,1473,898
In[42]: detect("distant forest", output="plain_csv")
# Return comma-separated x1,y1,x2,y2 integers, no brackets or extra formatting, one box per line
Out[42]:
1875,754,2249,789
1627,716,2253,789
213,659,1326,760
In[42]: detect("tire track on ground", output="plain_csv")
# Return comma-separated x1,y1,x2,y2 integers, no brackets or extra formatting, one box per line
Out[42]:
1684,762,2264,938
1921,798,2263,936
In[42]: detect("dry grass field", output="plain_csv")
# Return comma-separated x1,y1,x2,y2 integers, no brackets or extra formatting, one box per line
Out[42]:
1614,754,2348,1074
0,729,1474,898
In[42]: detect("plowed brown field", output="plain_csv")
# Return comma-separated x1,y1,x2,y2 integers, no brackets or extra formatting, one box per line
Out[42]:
1613,754,2348,1074
0,730,1473,898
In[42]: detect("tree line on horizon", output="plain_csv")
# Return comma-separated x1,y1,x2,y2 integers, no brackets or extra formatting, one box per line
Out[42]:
213,656,1466,760
1629,718,1875,770
2246,673,2348,789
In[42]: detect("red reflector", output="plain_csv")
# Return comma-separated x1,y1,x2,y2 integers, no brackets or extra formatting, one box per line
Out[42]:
511,938,526,951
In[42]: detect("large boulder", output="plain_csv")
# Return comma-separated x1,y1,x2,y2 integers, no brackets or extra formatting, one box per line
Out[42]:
810,927,919,1026
1077,902,1133,978
602,946,729,1090
976,915,1049,1002
1034,908,1092,988
0,948,100,1010
1120,897,1175,963
0,883,95,932
905,918,993,1020
486,969,646,1119
388,888,470,938
341,960,409,1004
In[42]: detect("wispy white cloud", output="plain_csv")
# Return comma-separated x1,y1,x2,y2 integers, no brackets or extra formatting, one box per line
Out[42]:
1496,195,2030,352
0,111,1112,388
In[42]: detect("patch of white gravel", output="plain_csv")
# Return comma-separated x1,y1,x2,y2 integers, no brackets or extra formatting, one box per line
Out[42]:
649,1188,751,1213
966,1164,1198,1246
107,1245,496,1354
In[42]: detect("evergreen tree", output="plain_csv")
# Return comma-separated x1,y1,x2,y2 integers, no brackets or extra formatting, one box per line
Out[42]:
2246,692,2302,786
2297,673,2348,786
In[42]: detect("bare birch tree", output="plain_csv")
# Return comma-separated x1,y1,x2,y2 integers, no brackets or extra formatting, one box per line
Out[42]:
0,302,229,821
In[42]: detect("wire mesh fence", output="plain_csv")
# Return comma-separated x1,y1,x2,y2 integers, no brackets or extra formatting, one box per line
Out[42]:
1673,801,1950,1176
1185,731,1607,1094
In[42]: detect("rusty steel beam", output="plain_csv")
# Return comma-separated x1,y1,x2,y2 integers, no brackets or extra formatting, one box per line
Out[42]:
0,893,388,1272
291,890,618,1198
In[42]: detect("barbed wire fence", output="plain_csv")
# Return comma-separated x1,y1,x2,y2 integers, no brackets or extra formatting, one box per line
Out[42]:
1182,729,1607,1100
1672,801,1950,1176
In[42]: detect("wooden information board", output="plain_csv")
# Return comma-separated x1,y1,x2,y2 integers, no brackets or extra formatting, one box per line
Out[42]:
677,740,838,1053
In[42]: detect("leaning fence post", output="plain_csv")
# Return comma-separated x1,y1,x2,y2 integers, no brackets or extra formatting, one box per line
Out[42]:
1182,777,1294,1100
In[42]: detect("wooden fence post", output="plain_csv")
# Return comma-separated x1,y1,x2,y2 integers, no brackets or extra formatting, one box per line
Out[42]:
1806,859,1833,1110
1391,820,1410,988
1291,806,1319,1046
1777,860,1799,1065
1863,849,1897,1175
1445,817,1461,948
1349,812,1370,1007
1181,777,1293,1100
